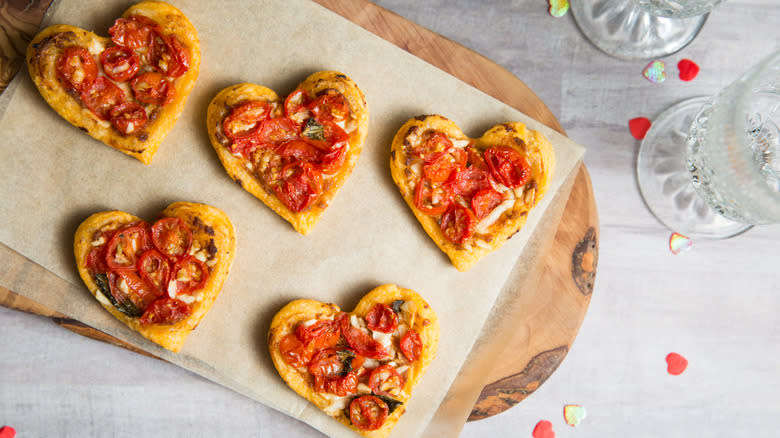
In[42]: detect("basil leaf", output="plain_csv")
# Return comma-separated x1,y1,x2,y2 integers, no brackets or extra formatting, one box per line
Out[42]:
391,300,404,314
375,395,403,414
93,273,142,317
302,118,325,141
337,349,356,376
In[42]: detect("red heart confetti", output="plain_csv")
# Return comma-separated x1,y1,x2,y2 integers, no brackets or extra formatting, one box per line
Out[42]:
678,59,700,81
666,352,688,375
533,420,555,438
0,426,16,438
629,117,652,140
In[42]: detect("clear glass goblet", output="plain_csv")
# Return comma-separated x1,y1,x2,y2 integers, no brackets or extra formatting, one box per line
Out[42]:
570,0,724,60
637,50,780,238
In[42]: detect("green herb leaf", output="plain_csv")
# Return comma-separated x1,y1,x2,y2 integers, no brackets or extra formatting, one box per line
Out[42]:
375,395,403,414
303,118,325,141
93,273,142,317
391,300,404,314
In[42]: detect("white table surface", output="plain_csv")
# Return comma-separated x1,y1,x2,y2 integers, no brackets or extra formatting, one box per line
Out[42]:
2,1,780,437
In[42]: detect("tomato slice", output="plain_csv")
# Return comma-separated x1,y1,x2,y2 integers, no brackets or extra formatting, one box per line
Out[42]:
223,101,271,142
276,140,323,163
466,146,488,170
110,102,148,135
369,364,405,398
451,166,492,199
319,144,347,175
309,90,349,123
295,319,341,351
307,347,360,396
441,204,476,244
279,333,314,368
284,89,310,123
313,371,359,397
105,225,150,271
414,178,451,216
149,32,190,77
109,270,162,314
56,46,97,93
131,72,174,106
472,188,504,220
349,395,389,431
257,117,300,147
483,146,531,188
109,15,160,50
139,297,191,325
338,313,389,360
273,161,322,212
170,255,209,295
423,147,467,183
137,249,170,295
100,45,140,82
400,330,423,362
410,130,453,162
365,303,398,334
151,217,192,260
308,347,346,377
80,76,126,120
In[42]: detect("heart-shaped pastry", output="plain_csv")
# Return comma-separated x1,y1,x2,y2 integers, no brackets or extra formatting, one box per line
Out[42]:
390,115,555,271
269,284,439,437
207,71,369,235
26,1,200,164
74,202,236,352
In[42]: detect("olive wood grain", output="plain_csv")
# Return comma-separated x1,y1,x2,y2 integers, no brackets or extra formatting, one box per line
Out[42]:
0,0,597,421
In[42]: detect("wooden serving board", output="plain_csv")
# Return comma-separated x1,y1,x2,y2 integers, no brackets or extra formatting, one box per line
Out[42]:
0,0,598,421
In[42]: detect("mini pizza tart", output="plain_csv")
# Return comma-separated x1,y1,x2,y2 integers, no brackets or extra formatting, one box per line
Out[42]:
390,115,555,271
269,284,439,438
74,202,236,352
206,71,369,235
27,1,200,164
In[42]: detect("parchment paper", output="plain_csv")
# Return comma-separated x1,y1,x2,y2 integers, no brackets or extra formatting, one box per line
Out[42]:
0,1,585,437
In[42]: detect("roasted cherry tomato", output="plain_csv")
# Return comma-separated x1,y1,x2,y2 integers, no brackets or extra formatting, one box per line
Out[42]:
451,166,492,199
56,46,97,93
400,330,423,362
410,130,453,162
276,140,323,163
423,147,467,183
85,229,113,274
369,364,405,398
148,32,189,77
105,225,150,271
365,303,398,334
151,217,192,260
223,101,271,143
414,178,451,216
338,313,389,360
171,255,209,295
308,347,346,377
318,144,347,175
81,76,126,120
349,395,389,431
466,146,488,170
279,333,314,368
109,15,160,50
110,102,148,135
100,45,140,82
284,89,310,123
441,203,476,244
313,371,359,397
471,188,504,220
274,161,322,212
257,117,300,147
109,269,162,313
131,72,174,106
137,249,171,296
483,146,531,188
295,319,341,351
139,297,191,325
309,90,349,123
307,348,359,396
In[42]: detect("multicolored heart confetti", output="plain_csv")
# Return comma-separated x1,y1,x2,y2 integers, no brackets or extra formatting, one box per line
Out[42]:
548,0,569,17
0,426,16,438
678,59,700,81
669,232,693,254
629,117,652,140
666,352,688,375
533,420,555,438
643,60,666,83
563,404,587,427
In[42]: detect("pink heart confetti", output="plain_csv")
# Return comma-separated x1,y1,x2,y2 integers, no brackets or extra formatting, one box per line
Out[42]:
669,232,693,254
0,426,16,438
629,117,652,140
666,352,688,375
678,59,700,81
533,420,555,438
643,60,666,83
548,0,569,17
563,404,587,427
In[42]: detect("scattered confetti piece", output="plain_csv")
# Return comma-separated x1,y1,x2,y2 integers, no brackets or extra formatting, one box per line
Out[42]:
629,117,652,140
643,60,666,83
669,232,693,254
666,352,688,375
548,0,569,17
678,59,700,81
0,426,16,438
563,404,587,427
533,420,555,438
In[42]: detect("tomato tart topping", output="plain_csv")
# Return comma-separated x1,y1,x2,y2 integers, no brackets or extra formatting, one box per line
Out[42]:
87,216,213,325
349,395,389,431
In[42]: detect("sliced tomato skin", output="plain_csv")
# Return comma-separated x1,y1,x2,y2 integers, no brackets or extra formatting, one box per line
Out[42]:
441,203,476,244
279,333,314,368
368,364,405,398
131,72,174,106
349,395,389,431
109,15,160,50
338,313,389,360
273,161,322,213
295,319,341,351
400,330,423,362
110,102,148,135
365,303,398,334
105,225,150,271
451,166,492,199
149,32,190,77
81,76,126,120
100,45,140,82
414,178,451,216
309,90,349,123
137,248,171,296
410,130,453,162
56,46,98,93
276,140,323,163
223,101,270,141
109,269,162,314
483,146,531,188
257,118,301,147
471,188,504,219
423,148,466,183
139,297,191,326
171,255,209,295
151,217,192,260
284,89,310,122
